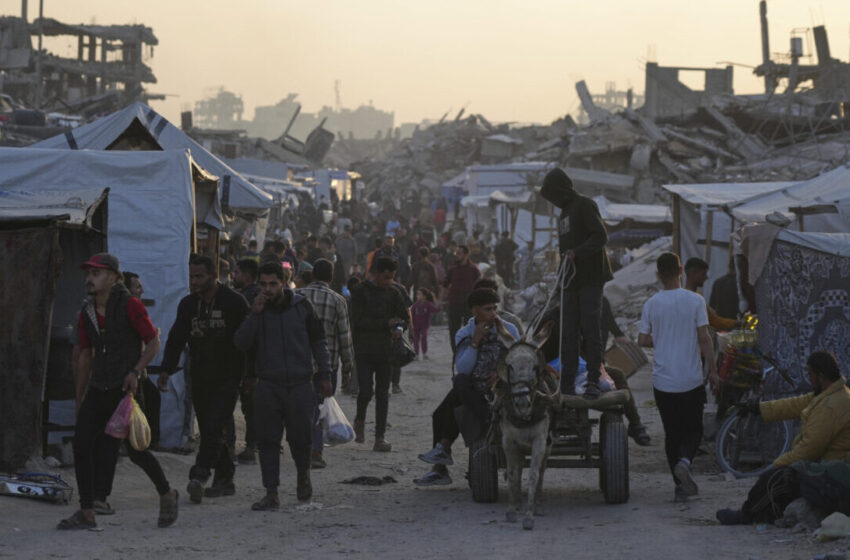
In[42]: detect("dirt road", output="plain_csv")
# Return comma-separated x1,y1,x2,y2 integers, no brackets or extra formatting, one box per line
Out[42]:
0,326,843,559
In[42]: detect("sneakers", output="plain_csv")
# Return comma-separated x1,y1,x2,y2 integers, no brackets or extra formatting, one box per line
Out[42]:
203,480,235,498
418,443,453,466
311,449,327,469
187,478,205,504
251,493,279,511
354,419,365,443
237,447,257,465
716,508,745,525
392,383,403,394
673,459,699,496
158,490,179,528
414,469,452,487
674,485,689,503
582,381,601,400
628,424,652,446
373,438,392,452
297,471,312,502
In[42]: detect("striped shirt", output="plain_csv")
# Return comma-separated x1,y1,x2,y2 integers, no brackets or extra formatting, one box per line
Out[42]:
297,282,355,375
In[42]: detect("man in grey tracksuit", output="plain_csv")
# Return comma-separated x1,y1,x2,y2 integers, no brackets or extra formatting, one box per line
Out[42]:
234,262,333,511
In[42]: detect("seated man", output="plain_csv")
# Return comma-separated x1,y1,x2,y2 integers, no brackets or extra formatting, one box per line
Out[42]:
414,288,520,486
717,351,850,525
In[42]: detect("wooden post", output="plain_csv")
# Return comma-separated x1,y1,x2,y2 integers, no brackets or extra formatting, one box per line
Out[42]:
704,209,714,266
672,193,681,256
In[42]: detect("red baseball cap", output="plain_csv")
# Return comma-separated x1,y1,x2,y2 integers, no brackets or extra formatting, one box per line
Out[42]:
81,253,120,273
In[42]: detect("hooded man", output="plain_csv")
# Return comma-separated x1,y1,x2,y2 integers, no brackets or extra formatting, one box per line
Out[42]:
540,167,613,399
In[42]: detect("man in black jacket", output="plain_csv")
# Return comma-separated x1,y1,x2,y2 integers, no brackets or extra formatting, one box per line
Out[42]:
234,262,333,510
160,254,248,504
231,258,260,464
541,167,613,399
350,257,410,452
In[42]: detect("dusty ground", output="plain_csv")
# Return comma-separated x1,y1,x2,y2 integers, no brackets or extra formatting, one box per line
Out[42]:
1,325,847,560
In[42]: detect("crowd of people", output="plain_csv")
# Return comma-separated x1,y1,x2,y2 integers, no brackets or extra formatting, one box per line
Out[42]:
57,168,848,532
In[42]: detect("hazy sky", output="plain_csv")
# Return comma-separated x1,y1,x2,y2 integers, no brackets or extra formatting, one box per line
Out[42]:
3,0,849,126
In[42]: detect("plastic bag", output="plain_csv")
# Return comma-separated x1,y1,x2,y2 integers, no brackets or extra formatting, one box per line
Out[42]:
128,397,151,451
318,397,355,445
105,394,134,439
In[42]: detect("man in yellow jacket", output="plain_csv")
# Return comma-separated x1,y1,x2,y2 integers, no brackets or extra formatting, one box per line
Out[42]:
716,351,850,525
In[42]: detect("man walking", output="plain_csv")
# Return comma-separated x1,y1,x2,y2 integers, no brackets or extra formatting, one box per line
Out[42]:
297,258,355,468
58,253,178,530
234,262,333,510
442,245,481,353
350,257,410,452
541,167,613,399
638,252,717,501
494,231,519,287
232,258,260,464
160,255,248,504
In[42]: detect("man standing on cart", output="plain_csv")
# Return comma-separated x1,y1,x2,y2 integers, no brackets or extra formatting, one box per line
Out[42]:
540,167,613,399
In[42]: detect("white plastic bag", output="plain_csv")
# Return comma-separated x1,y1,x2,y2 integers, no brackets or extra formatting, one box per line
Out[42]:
319,397,355,445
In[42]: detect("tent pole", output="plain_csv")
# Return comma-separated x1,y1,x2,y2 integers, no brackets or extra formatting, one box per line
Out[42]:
704,209,714,266
672,194,680,256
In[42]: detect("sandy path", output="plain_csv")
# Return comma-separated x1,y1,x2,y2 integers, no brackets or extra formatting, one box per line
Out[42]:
0,326,842,559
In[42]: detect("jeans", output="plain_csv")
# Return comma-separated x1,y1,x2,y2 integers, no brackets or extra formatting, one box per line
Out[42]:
355,353,392,439
412,325,429,356
190,380,239,484
654,385,706,485
560,285,603,394
254,380,314,490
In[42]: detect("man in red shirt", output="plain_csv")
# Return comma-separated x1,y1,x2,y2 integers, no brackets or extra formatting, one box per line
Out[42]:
442,245,481,353
59,253,178,530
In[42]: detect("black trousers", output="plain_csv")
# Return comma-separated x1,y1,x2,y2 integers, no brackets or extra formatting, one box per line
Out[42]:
654,385,706,484
254,380,314,490
225,384,257,452
190,380,239,484
355,353,392,439
740,467,800,523
607,366,641,428
391,364,402,386
560,285,603,393
431,374,488,448
447,303,471,353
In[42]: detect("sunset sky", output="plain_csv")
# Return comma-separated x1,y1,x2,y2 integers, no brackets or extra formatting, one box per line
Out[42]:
2,0,848,126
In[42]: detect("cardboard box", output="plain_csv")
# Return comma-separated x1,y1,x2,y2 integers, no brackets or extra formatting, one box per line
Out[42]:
604,339,648,378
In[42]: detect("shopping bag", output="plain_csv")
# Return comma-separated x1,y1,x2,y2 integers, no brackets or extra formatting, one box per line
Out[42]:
391,336,416,368
319,397,355,445
105,394,134,439
128,397,151,451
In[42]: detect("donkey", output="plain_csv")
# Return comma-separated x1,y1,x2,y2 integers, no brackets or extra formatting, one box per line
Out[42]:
493,321,558,530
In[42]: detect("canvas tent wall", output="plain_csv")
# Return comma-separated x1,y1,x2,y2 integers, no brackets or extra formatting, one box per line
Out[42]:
32,102,273,215
727,164,850,233
0,188,108,470
662,181,793,298
593,195,672,247
736,224,850,395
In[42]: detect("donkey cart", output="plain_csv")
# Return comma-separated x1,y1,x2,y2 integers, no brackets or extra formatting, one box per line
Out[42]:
462,389,631,506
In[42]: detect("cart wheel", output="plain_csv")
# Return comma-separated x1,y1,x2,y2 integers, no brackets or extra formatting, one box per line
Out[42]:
600,412,629,504
469,439,498,503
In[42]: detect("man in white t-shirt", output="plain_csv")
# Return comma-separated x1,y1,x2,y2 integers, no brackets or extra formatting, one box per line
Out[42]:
638,252,717,501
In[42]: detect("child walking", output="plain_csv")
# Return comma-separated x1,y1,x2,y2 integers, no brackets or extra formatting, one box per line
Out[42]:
410,289,439,360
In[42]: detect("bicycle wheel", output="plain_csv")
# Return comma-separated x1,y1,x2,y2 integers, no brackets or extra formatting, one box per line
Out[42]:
715,409,793,478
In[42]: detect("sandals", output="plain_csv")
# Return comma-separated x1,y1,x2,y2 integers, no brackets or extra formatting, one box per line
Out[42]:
92,500,114,515
158,490,179,528
628,424,652,446
57,510,97,531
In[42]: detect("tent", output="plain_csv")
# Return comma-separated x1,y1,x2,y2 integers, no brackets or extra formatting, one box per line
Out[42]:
0,187,108,469
736,224,850,395
32,102,273,214
726,164,850,232
662,181,793,297
593,195,672,247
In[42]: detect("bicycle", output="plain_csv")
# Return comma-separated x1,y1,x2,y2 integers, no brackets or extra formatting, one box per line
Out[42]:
715,360,796,479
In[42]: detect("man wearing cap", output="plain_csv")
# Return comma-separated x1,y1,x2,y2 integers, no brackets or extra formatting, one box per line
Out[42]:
540,167,613,399
58,253,178,530
160,254,249,504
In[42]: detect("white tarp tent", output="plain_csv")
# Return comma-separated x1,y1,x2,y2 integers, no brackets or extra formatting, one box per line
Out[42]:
593,195,671,226
32,102,273,214
727,164,850,232
662,181,792,297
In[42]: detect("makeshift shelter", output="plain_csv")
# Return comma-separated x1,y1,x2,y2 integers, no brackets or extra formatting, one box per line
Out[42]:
32,102,273,216
662,181,793,297
726,164,850,232
0,187,108,470
736,224,850,395
0,148,217,451
593,195,672,248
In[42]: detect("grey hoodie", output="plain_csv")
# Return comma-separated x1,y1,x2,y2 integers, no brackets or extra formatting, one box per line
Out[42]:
234,289,331,386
